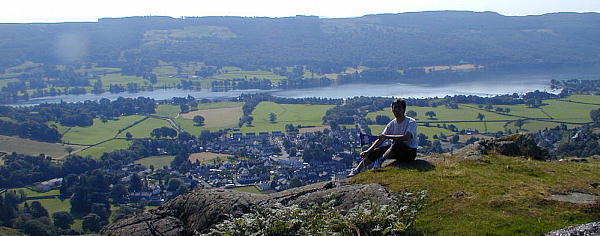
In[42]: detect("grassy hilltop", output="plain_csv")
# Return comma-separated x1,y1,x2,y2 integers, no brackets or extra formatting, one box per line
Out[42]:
351,153,600,235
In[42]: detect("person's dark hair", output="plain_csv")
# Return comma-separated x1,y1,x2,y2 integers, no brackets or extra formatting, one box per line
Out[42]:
391,99,407,111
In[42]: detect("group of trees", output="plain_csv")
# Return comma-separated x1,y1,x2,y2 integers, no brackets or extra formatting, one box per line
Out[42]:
1,189,77,236
0,97,156,142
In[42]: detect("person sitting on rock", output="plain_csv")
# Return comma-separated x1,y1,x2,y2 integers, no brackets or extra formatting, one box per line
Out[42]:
348,99,418,177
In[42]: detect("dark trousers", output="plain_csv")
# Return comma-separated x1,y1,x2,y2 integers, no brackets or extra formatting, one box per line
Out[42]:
366,142,417,163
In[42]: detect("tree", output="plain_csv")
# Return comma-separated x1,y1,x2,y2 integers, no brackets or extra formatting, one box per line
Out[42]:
167,178,183,192
82,213,102,233
193,115,205,126
129,173,143,193
289,176,302,188
425,111,437,119
92,79,104,94
110,184,129,203
171,153,190,169
591,109,600,123
180,104,189,113
151,127,178,139
52,211,74,229
125,132,133,140
406,110,417,117
477,113,487,133
515,119,525,131
29,201,49,218
91,203,110,223
246,116,254,126
375,115,391,125
450,135,460,144
65,146,74,155
269,112,277,123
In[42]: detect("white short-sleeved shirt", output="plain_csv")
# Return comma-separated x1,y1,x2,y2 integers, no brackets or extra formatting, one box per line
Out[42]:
382,116,418,148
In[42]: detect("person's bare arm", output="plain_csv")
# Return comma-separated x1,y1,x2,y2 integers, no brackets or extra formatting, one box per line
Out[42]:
360,136,386,159
380,132,413,141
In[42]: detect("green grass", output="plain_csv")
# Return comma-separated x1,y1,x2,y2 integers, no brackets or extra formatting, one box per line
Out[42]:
10,188,60,197
368,105,516,122
154,104,181,118
541,99,600,123
210,70,287,82
75,65,120,75
564,94,600,104
231,185,265,194
175,116,208,135
155,77,187,87
0,78,19,88
76,139,132,159
485,104,551,119
504,120,581,133
0,135,81,159
352,155,600,235
369,125,456,138
366,99,598,134
20,198,72,216
240,102,335,133
179,104,243,131
118,118,172,138
189,152,233,164
98,74,147,88
60,115,145,145
153,65,178,76
197,102,243,110
134,155,175,169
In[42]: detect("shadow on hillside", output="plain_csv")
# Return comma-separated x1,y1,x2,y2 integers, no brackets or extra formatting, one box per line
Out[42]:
384,159,436,172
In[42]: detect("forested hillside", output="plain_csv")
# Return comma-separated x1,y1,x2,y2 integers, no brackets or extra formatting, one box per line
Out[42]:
1,11,599,72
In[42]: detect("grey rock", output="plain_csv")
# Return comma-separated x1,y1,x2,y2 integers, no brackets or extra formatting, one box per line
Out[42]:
545,221,600,236
450,191,468,199
103,181,410,235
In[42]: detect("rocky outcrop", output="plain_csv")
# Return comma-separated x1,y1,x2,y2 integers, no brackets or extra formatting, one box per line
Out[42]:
453,134,549,160
103,181,413,235
545,221,600,236
479,134,549,159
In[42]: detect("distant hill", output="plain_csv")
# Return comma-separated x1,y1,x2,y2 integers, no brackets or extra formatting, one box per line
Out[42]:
1,11,600,71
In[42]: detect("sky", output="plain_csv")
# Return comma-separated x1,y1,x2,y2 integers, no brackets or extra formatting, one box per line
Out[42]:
3,0,600,23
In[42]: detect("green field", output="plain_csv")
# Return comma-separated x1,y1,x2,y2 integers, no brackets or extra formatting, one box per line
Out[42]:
49,121,72,135
97,74,147,88
9,188,60,198
189,152,233,164
563,94,600,104
0,78,19,88
231,185,265,194
353,155,600,235
368,105,516,122
76,139,132,159
20,198,72,217
154,104,181,118
366,95,600,134
369,125,456,138
60,115,145,145
0,135,81,159
180,106,243,131
118,118,172,138
197,101,243,109
174,117,208,135
75,65,120,75
210,69,287,82
240,102,335,133
134,155,175,169
490,104,552,119
540,99,600,123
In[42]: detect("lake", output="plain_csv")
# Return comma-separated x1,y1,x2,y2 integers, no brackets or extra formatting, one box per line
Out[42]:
8,67,600,106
